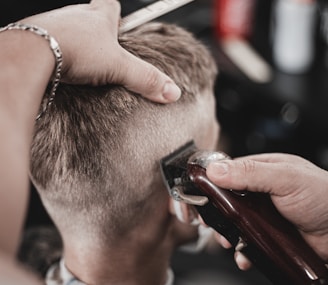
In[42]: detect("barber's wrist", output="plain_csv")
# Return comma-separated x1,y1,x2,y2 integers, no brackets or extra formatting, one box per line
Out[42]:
0,28,55,77
0,29,55,120
1,23,63,119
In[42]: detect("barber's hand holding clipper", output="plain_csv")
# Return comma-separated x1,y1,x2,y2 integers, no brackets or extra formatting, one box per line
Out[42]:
206,153,328,270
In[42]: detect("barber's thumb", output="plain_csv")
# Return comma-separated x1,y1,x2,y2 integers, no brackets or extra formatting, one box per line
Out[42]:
206,161,232,188
206,160,255,191
118,50,181,103
207,159,274,193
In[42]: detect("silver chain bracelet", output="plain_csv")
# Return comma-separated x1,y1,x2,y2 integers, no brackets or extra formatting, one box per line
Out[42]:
0,22,63,120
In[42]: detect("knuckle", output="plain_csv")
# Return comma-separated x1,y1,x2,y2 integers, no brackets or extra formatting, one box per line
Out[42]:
241,159,256,175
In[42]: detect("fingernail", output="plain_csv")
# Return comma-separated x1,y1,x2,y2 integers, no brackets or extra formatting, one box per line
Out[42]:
207,162,228,176
163,82,181,102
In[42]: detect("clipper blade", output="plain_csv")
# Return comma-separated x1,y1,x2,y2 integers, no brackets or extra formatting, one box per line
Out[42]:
160,140,196,190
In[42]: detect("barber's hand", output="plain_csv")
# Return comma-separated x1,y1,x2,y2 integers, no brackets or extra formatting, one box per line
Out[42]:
22,0,181,103
206,153,328,270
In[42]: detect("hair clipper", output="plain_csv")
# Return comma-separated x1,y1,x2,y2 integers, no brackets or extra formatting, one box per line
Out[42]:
160,141,328,285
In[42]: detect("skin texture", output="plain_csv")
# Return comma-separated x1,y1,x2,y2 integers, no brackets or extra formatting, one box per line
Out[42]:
0,0,181,283
206,153,328,269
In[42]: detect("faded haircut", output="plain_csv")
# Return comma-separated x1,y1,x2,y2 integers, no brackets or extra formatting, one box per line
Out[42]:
30,22,218,240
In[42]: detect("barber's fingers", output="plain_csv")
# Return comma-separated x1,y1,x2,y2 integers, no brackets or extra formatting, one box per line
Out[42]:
235,152,305,164
214,232,232,249
89,0,181,103
235,252,252,271
214,232,253,270
116,49,181,103
206,158,295,196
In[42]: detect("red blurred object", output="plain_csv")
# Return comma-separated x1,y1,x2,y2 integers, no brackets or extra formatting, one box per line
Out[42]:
214,0,256,40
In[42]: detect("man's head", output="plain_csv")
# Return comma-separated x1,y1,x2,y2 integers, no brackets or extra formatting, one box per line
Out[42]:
30,22,219,245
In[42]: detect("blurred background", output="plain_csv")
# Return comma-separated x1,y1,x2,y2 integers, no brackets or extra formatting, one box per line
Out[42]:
2,0,328,284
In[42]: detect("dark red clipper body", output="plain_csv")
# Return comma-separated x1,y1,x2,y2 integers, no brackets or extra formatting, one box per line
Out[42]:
160,141,328,285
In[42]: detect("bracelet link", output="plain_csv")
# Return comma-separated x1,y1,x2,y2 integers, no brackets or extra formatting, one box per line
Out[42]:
0,22,63,120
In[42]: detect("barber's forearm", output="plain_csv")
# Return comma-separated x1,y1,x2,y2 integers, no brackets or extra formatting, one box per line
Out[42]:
0,30,54,255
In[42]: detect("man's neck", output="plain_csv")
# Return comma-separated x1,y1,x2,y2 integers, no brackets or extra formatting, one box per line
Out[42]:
62,219,176,285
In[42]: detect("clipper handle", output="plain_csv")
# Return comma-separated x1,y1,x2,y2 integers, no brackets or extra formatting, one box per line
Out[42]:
186,164,328,285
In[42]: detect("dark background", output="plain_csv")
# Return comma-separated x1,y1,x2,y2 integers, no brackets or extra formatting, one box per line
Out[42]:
2,0,328,284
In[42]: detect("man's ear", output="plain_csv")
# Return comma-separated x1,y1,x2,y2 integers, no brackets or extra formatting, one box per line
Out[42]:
168,198,199,225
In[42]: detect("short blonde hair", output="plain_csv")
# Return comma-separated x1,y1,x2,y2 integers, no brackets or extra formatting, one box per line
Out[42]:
30,22,218,240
